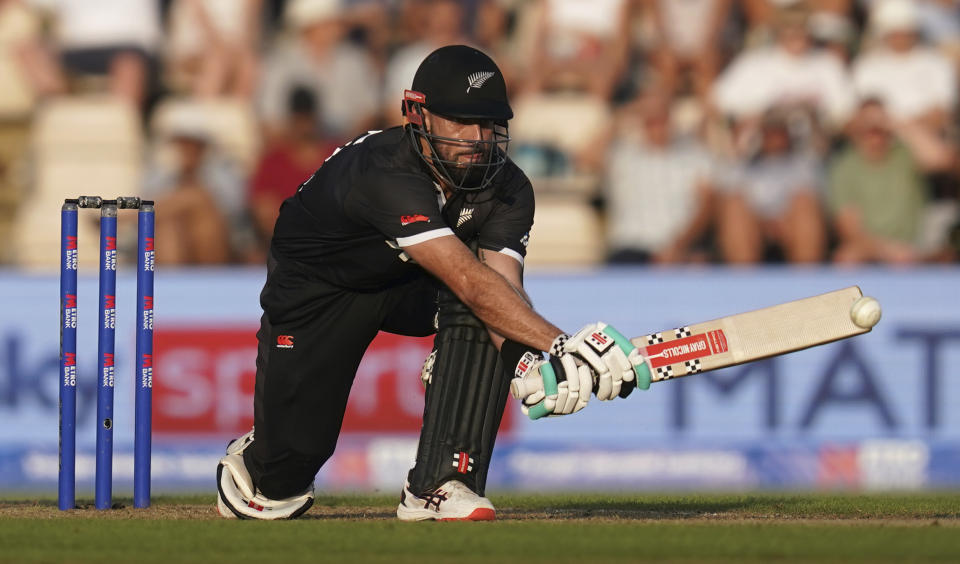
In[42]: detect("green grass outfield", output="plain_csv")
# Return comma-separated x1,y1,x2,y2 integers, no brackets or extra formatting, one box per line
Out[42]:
2,492,960,563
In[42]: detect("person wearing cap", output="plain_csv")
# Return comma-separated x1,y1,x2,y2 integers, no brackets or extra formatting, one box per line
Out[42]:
711,3,855,133
852,0,957,127
141,108,238,264
215,45,651,521
257,0,379,141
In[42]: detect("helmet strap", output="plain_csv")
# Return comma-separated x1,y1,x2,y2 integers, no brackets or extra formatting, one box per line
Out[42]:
404,91,456,189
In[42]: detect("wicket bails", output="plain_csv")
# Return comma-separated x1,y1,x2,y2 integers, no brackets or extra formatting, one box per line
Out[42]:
59,196,155,511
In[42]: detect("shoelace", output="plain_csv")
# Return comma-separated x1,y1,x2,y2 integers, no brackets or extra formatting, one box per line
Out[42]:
418,489,449,511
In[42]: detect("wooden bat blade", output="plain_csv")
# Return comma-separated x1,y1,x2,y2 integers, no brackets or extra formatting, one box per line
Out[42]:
511,286,875,399
633,286,871,382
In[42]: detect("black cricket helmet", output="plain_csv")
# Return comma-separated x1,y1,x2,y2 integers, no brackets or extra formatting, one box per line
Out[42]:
403,45,511,191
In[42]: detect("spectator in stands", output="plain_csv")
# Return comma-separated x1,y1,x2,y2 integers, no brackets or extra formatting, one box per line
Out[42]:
808,9,856,63
502,0,630,184
851,0,960,262
647,0,732,103
248,87,339,261
603,88,716,264
1,0,49,106
381,0,468,127
468,0,522,104
329,0,392,69
257,0,379,141
738,0,854,48
142,111,242,264
163,0,263,99
716,109,826,263
917,0,960,80
472,0,514,60
915,0,960,85
0,0,43,263
31,0,162,108
828,98,957,264
852,0,957,128
521,0,630,102
917,0,960,93
712,3,855,151
390,0,433,46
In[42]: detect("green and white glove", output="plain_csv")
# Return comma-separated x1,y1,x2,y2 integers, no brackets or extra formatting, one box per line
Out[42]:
554,322,651,401
510,353,593,420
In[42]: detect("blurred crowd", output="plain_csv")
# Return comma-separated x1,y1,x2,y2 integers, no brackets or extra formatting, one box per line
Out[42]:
0,0,958,268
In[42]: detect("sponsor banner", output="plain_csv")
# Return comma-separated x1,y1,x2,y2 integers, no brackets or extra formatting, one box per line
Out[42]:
498,444,754,489
152,327,257,435
1,266,959,491
150,328,512,436
2,439,956,491
517,269,960,446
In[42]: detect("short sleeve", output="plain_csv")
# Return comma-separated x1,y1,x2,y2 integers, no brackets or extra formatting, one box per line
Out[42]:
345,172,453,246
478,181,535,264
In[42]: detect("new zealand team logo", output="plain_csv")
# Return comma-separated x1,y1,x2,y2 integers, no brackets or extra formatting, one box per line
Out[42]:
456,208,474,227
466,71,495,93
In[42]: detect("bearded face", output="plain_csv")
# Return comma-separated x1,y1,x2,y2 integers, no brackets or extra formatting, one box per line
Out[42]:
412,110,509,191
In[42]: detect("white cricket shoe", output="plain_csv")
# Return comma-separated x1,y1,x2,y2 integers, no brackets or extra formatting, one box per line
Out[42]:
216,429,314,520
396,480,496,521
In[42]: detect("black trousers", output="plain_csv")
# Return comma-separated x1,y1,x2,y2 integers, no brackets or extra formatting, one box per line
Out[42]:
244,254,437,499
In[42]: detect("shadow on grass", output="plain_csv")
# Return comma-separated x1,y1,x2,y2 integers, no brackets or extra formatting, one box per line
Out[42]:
497,497,759,520
493,493,960,521
307,494,778,521
291,494,762,521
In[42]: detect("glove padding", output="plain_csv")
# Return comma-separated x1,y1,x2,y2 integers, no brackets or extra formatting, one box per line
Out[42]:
419,349,436,388
510,353,593,420
554,322,651,400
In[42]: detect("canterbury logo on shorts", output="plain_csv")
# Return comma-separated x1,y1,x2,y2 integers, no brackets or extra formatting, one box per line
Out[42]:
277,335,294,349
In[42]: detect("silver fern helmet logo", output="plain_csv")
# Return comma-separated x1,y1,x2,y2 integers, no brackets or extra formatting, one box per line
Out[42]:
466,71,495,93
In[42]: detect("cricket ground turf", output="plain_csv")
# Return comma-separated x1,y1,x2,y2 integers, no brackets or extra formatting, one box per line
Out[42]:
2,492,959,563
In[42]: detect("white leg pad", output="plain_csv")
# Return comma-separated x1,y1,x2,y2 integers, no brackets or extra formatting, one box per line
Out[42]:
226,428,255,456
220,453,256,499
216,453,314,520
216,493,238,519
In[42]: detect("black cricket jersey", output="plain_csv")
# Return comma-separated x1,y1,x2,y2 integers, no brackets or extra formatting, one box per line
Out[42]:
271,127,534,290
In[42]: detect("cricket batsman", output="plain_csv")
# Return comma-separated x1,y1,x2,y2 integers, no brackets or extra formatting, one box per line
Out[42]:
216,45,651,520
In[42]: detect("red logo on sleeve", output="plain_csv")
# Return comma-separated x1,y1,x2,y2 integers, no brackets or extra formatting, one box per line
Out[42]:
400,214,430,226
277,335,294,349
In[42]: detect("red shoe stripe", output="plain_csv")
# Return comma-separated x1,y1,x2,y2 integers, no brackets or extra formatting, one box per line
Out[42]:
439,508,496,522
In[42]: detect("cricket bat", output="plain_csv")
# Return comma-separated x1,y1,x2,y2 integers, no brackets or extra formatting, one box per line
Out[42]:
513,286,878,397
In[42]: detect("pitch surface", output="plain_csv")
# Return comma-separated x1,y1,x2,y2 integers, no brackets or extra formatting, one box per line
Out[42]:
2,493,959,562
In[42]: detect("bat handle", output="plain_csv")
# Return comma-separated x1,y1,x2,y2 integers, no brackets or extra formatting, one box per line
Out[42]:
511,351,653,401
511,363,568,399
510,376,541,399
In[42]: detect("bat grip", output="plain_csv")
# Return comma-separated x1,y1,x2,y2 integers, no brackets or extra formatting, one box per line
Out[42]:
510,375,540,398
511,349,655,400
510,363,567,399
